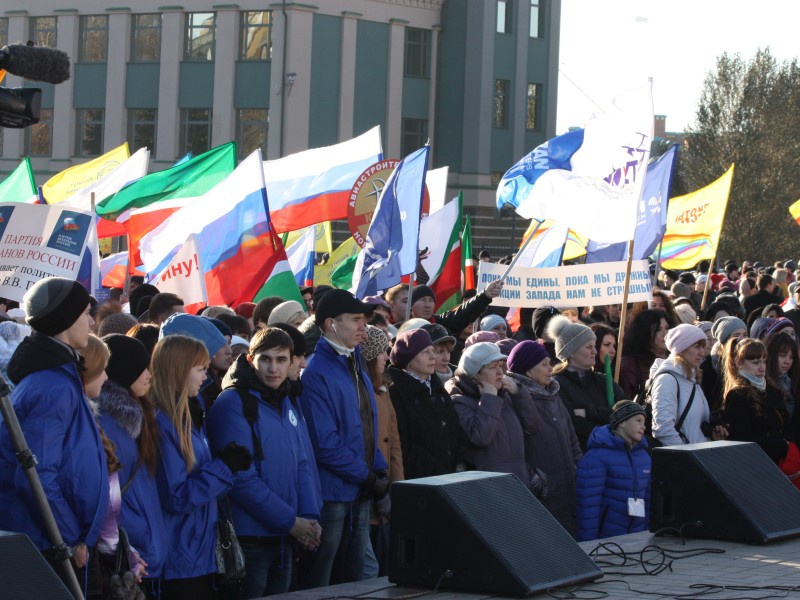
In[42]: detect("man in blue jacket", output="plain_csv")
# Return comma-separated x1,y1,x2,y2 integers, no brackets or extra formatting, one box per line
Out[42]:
299,289,388,588
208,327,321,598
0,277,108,582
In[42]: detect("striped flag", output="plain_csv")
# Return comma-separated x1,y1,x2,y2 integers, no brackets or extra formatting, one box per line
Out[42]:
463,214,475,291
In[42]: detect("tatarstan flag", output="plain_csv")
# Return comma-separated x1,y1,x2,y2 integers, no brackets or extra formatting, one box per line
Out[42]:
463,213,475,292
419,194,463,312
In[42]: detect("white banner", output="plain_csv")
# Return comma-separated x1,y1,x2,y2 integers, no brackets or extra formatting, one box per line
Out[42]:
0,203,93,302
148,235,207,306
478,260,652,308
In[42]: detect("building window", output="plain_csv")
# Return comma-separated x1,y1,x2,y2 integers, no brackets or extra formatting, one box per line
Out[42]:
0,18,8,47
493,80,509,128
30,16,57,48
185,12,216,61
530,0,542,38
132,13,161,62
240,11,271,60
236,109,268,160
496,0,512,34
79,15,108,63
76,109,104,157
526,83,540,130
25,108,53,156
404,28,430,78
401,118,428,158
128,109,157,154
180,108,212,155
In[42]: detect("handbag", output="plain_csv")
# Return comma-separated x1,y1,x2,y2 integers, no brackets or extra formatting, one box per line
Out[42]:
216,497,246,585
107,527,145,600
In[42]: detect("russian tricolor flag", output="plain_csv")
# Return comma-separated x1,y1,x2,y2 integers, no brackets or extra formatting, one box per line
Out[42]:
139,150,289,307
263,127,382,233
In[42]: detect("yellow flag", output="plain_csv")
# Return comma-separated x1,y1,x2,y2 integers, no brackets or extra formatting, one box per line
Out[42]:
789,198,800,226
661,164,734,270
285,222,333,254
315,237,360,286
520,219,588,261
42,142,130,204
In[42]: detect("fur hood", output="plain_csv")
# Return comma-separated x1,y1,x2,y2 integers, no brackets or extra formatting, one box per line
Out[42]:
94,379,143,439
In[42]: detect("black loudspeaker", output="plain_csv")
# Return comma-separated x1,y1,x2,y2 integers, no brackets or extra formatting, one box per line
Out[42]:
388,471,602,596
0,531,72,598
650,441,800,544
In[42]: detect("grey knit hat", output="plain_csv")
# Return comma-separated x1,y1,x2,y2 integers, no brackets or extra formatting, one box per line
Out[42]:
711,316,747,344
457,342,506,378
24,277,91,336
610,401,646,430
98,311,139,337
671,281,692,300
546,315,596,361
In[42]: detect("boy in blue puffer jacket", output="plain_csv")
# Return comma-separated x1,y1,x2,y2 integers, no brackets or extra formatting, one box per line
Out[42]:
576,400,651,542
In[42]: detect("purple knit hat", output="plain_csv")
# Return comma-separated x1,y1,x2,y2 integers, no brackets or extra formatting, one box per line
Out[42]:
464,330,501,348
390,328,433,369
507,340,550,375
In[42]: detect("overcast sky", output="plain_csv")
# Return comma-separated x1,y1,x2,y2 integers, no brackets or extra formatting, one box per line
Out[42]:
556,0,800,134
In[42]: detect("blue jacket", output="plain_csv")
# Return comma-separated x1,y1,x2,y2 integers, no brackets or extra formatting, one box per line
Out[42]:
0,333,109,550
156,404,234,580
96,380,167,578
207,355,321,537
576,425,651,542
299,338,387,502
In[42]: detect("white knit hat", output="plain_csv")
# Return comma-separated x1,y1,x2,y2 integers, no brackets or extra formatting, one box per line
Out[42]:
665,323,707,355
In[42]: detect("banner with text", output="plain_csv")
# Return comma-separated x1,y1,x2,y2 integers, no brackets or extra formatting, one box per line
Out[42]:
148,235,207,309
0,203,93,302
478,260,652,308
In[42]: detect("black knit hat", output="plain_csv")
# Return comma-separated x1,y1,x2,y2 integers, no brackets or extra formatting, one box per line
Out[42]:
128,283,159,318
411,285,435,305
610,401,646,431
102,334,150,388
272,322,307,357
25,277,91,336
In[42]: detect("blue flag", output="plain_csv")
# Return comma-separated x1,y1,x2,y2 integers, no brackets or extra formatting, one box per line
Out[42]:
350,146,429,297
584,144,677,263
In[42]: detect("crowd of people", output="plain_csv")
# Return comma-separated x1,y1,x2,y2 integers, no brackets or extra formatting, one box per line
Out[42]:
1,255,800,599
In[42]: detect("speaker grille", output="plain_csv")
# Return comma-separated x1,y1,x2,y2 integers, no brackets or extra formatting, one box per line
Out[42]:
693,444,800,535
440,475,598,589
0,532,72,599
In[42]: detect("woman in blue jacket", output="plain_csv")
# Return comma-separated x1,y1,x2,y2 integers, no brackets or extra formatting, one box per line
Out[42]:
95,334,165,596
150,335,252,599
576,401,651,542
208,327,321,599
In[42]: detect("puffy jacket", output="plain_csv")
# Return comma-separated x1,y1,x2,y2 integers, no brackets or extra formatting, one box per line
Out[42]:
207,355,321,538
388,366,467,479
0,333,108,550
650,357,710,445
156,403,234,580
446,375,538,487
299,338,387,502
576,425,651,541
96,380,167,577
555,368,625,452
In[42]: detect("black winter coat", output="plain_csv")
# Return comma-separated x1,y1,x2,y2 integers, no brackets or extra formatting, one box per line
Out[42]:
723,385,791,464
388,366,469,479
555,368,626,452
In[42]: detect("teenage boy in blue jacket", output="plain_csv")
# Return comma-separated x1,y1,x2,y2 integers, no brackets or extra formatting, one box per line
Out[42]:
0,278,108,581
208,327,321,598
576,400,652,541
299,289,389,588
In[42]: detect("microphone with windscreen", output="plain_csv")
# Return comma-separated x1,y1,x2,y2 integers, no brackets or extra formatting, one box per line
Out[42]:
0,44,71,84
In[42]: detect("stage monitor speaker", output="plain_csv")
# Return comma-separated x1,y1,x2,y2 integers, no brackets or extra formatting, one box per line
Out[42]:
650,441,800,544
0,531,72,599
388,471,602,596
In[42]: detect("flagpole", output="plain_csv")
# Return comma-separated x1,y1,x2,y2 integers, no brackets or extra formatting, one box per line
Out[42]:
701,252,716,312
653,240,664,289
485,218,544,291
614,238,636,383
406,271,415,322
